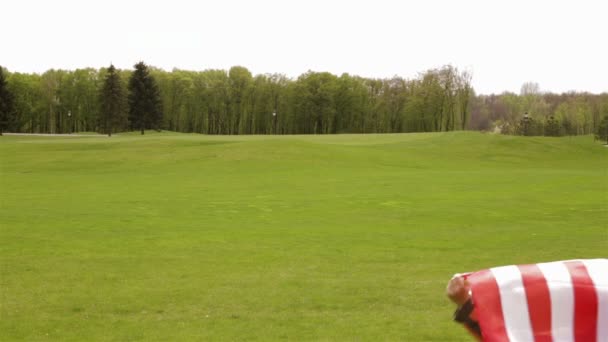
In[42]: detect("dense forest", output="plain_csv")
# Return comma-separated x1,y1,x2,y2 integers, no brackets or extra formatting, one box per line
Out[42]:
1,64,607,137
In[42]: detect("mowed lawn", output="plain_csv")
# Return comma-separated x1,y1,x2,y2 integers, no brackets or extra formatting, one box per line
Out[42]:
0,132,606,341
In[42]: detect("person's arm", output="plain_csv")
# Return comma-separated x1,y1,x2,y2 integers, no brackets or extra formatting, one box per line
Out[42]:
447,276,482,340
454,298,481,339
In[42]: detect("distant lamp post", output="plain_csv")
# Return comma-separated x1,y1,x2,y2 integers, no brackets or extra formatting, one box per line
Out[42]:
67,111,72,134
272,111,277,134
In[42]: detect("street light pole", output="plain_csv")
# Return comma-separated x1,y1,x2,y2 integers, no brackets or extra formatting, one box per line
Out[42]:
67,111,72,134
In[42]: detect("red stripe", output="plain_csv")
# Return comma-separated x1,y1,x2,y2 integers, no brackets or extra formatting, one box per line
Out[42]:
469,269,509,342
565,261,598,342
518,264,552,342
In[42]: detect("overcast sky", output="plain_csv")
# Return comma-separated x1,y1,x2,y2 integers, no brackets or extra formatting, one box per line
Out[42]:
2,0,606,94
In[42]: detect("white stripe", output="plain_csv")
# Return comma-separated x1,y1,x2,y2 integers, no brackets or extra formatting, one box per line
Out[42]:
491,265,534,342
537,261,575,342
582,259,608,342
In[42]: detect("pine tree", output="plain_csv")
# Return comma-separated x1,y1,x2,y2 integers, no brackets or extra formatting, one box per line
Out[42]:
128,62,163,134
0,66,17,135
99,65,127,136
545,115,561,137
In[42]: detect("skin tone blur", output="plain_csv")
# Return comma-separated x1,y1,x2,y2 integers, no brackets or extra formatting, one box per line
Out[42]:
447,276,470,306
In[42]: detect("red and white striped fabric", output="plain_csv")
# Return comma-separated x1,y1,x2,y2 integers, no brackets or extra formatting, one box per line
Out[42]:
465,259,608,342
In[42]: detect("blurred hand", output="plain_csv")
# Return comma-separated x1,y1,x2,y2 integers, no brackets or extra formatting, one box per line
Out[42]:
446,275,470,306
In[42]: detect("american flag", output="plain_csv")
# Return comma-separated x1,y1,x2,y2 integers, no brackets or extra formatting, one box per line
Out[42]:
466,259,607,342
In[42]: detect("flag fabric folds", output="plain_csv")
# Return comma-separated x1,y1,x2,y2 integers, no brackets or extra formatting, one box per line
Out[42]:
466,259,607,342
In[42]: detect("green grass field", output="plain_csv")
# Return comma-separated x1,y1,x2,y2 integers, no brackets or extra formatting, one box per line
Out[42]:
1,132,606,341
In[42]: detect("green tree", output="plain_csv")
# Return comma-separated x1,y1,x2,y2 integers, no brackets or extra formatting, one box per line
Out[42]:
595,116,608,144
516,113,539,136
228,66,253,134
457,70,472,130
128,62,163,134
59,68,101,133
7,72,43,133
293,72,338,134
155,69,194,133
40,69,64,133
334,74,366,133
544,115,561,136
100,65,128,136
0,67,17,135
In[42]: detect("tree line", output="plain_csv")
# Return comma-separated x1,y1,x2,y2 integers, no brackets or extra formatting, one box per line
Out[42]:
1,64,607,140
469,82,608,138
0,63,472,135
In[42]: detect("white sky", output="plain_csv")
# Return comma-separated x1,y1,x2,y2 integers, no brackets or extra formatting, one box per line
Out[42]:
2,0,607,94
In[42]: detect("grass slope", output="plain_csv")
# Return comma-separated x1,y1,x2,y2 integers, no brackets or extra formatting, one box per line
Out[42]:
1,132,606,341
